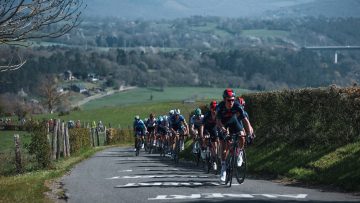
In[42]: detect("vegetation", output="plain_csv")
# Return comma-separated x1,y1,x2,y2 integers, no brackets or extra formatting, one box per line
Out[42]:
2,16,360,98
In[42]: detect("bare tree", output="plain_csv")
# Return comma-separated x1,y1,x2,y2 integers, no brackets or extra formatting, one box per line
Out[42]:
39,75,64,114
0,0,85,72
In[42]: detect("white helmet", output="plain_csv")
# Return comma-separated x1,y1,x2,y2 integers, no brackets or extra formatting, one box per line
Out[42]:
175,109,180,115
169,110,174,115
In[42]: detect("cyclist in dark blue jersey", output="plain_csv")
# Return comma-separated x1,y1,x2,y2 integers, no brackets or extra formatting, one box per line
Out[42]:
216,88,253,182
170,109,189,152
133,115,147,151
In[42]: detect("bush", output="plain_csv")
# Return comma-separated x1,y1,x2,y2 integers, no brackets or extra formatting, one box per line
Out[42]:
69,128,91,154
106,128,133,145
244,86,360,147
27,121,52,168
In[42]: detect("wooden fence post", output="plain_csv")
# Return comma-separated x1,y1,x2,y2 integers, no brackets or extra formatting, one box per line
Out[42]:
56,119,61,159
96,128,100,146
104,126,107,145
65,126,71,156
14,134,22,173
52,120,58,160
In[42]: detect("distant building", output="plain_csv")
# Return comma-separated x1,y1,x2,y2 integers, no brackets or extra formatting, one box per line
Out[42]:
64,70,74,80
17,88,28,97
88,73,99,82
71,84,87,93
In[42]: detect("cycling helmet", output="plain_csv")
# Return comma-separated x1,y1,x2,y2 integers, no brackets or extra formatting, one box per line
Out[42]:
135,115,140,120
210,100,217,109
194,108,201,116
169,110,174,116
158,116,163,122
238,97,245,107
174,109,180,115
223,88,235,98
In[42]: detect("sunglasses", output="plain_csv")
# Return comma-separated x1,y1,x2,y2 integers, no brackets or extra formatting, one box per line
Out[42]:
227,99,235,102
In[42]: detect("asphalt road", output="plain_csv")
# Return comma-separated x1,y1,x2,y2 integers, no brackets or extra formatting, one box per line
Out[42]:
62,147,360,203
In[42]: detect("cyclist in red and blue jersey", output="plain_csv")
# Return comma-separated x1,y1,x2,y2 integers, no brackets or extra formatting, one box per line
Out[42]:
133,115,147,150
203,100,220,170
216,89,253,183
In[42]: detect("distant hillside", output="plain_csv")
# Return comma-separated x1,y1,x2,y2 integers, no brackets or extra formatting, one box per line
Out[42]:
84,0,360,20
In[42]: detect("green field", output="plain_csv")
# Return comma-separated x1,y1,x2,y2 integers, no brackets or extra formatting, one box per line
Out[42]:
0,131,30,153
242,29,289,38
82,87,250,110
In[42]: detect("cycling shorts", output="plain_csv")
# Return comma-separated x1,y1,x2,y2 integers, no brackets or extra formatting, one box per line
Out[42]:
134,130,145,137
204,127,218,142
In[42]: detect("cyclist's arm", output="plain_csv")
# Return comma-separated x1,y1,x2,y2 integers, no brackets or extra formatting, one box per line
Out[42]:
241,117,253,135
216,118,227,133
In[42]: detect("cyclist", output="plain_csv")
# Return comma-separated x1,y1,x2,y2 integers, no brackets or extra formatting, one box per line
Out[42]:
189,108,205,157
157,115,170,152
203,100,220,170
189,108,204,139
146,113,157,147
216,89,253,183
170,109,189,153
133,115,147,151
237,97,255,146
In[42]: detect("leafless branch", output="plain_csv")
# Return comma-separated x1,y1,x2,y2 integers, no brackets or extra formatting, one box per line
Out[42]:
0,0,85,43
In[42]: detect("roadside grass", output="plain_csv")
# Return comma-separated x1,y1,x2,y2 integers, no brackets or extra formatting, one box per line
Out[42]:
0,131,30,153
0,146,113,203
246,141,360,191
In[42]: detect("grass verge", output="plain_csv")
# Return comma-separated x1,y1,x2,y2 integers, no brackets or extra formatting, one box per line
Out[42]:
246,141,360,192
0,144,129,203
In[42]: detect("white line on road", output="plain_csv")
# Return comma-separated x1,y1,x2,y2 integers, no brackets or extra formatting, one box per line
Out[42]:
148,193,308,200
115,182,220,188
107,175,209,179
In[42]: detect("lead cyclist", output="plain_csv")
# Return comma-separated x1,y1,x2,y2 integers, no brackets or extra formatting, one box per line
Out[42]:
216,89,253,183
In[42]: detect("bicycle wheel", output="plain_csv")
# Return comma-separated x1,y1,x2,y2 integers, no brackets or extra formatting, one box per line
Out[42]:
235,149,247,184
174,139,180,164
135,139,141,156
224,155,233,186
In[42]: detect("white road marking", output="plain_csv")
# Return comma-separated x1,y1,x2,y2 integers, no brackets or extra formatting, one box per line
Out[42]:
107,175,209,179
118,169,133,172
148,193,308,200
115,182,219,188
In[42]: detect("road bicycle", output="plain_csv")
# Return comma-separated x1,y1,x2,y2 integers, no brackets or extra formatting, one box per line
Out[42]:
135,134,143,156
204,134,220,174
224,133,247,187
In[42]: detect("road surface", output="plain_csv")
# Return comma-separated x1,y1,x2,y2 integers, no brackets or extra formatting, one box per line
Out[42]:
62,147,360,203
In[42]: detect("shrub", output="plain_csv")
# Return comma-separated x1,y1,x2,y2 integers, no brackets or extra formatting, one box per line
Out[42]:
69,128,91,154
27,121,52,168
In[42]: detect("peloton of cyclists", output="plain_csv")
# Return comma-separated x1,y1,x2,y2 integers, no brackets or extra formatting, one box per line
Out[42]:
216,88,253,183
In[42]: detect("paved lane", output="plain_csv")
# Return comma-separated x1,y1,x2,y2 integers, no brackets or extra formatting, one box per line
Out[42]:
62,147,360,203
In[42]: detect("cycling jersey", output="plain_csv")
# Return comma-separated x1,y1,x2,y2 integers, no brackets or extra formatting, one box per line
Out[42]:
190,115,204,129
170,114,186,131
203,111,218,141
216,100,246,134
146,118,157,133
133,119,146,136
157,119,169,135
